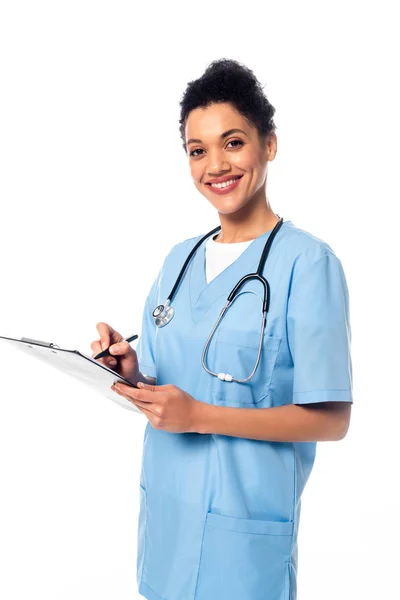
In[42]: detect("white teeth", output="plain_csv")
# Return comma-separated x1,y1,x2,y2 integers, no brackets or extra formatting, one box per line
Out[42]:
210,177,240,189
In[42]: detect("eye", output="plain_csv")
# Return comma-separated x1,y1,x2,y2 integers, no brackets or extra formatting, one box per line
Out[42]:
227,139,244,149
189,148,204,158
189,139,244,158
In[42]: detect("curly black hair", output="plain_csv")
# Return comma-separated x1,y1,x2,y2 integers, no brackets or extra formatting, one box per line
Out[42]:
178,58,276,153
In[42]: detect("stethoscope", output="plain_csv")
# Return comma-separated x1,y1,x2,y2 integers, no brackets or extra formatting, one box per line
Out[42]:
152,216,284,383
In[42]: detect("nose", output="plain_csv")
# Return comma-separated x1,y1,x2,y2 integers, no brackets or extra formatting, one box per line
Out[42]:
206,147,230,175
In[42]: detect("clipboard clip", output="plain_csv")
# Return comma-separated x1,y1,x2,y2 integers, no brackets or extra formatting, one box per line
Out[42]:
20,337,60,349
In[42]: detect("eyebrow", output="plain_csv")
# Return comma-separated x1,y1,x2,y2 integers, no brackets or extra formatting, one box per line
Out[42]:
186,128,249,146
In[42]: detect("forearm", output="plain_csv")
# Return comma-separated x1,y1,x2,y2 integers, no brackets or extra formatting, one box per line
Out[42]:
192,401,348,442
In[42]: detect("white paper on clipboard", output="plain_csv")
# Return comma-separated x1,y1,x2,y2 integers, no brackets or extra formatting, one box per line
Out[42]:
0,335,141,413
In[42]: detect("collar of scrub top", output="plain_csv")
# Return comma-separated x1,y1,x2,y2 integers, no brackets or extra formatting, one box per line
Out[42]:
152,216,284,383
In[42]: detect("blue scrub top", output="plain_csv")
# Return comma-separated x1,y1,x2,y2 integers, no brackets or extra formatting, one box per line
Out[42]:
135,219,353,600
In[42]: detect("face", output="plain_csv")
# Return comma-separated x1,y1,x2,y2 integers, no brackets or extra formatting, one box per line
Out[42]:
185,102,277,215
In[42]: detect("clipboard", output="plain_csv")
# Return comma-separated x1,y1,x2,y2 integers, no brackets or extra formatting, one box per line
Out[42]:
0,335,141,413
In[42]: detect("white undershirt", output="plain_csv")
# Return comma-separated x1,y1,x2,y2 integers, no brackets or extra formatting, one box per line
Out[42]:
205,234,255,284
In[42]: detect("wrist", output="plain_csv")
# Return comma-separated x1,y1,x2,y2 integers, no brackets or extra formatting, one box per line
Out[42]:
129,371,156,387
190,399,215,434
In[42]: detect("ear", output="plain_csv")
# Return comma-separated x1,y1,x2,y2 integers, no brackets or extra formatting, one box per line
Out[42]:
265,131,277,161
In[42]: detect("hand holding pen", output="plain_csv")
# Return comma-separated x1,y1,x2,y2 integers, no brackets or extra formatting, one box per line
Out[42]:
90,323,139,384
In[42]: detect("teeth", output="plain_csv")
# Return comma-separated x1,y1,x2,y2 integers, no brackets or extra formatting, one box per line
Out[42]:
210,177,240,189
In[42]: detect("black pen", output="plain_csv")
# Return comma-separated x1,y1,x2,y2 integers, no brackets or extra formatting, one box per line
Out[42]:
93,334,138,360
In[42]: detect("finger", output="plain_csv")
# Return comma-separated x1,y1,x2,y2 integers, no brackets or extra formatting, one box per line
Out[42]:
91,339,117,367
128,398,153,411
125,399,159,422
137,382,169,392
112,387,156,415
109,340,131,356
96,322,120,351
128,401,154,418
137,381,157,392
90,340,102,353
112,384,154,403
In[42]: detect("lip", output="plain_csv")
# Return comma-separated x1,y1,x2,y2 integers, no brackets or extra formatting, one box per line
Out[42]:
206,175,243,195
206,174,243,184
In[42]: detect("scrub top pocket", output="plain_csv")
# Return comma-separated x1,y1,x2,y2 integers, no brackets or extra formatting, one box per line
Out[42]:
211,328,281,406
194,511,293,600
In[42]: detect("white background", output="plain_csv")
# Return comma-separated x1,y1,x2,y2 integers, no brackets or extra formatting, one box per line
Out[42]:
0,1,398,598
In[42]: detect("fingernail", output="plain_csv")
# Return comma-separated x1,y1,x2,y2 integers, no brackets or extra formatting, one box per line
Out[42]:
111,345,119,354
102,341,107,350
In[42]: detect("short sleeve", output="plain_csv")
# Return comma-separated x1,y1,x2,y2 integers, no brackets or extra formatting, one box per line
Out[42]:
286,250,353,404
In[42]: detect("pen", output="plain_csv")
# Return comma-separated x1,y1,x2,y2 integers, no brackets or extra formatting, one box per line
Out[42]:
93,334,138,360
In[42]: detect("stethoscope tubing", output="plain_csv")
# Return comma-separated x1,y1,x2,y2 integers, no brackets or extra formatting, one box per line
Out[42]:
152,217,284,381
166,218,283,308
167,225,222,303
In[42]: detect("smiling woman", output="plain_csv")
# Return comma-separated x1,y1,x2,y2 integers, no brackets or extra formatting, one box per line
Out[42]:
181,68,279,240
103,58,355,600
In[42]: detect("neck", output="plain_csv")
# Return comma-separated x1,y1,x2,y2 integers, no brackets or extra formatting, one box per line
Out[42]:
214,199,279,243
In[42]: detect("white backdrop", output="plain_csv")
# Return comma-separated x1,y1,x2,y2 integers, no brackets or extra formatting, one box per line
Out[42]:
0,1,398,598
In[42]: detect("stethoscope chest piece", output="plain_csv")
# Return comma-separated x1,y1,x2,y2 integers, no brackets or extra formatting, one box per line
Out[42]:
152,301,175,327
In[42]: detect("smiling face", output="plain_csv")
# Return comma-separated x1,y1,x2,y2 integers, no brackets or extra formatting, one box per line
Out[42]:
185,102,277,216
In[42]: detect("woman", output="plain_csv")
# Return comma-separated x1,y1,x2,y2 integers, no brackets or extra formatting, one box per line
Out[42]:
91,59,353,600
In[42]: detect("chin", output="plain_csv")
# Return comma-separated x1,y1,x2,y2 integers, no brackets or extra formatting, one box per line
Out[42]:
213,198,249,215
